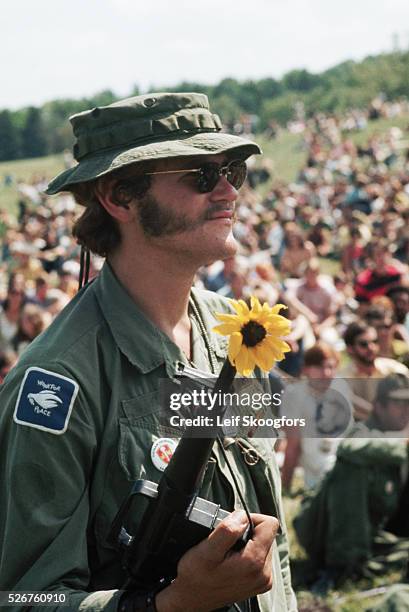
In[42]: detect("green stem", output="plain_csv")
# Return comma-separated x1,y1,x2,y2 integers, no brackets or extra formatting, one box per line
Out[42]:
213,358,237,395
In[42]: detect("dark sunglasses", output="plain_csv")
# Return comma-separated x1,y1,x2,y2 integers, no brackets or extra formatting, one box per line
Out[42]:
145,159,247,193
355,339,379,348
376,323,393,330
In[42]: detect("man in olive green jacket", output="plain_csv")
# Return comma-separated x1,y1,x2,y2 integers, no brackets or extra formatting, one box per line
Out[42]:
0,93,297,612
294,374,409,581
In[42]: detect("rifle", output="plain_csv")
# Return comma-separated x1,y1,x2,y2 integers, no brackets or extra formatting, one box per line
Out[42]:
110,360,251,592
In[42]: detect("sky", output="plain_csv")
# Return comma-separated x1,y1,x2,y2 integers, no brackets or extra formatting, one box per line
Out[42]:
3,0,409,110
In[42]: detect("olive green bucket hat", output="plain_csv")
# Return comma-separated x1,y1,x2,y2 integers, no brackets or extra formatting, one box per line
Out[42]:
46,92,261,195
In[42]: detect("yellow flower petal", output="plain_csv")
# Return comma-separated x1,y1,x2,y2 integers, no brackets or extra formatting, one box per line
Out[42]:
270,303,287,315
234,345,257,375
252,344,276,371
250,295,262,314
263,336,291,360
228,332,243,362
213,322,242,335
213,296,292,375
264,319,291,335
215,312,245,324
228,299,250,317
262,313,290,325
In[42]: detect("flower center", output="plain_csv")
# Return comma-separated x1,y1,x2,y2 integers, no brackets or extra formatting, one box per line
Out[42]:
241,321,267,347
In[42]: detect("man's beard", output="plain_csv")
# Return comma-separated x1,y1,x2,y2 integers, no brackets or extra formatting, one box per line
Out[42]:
354,352,376,367
136,193,234,237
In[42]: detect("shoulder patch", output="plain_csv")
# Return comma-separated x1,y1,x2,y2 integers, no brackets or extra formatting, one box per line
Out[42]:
13,367,79,435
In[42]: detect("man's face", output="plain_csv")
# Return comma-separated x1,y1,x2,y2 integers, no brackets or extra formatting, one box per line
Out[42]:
349,328,379,366
305,268,319,288
376,397,409,431
394,292,409,319
304,358,337,393
373,247,390,271
371,316,394,342
134,154,240,265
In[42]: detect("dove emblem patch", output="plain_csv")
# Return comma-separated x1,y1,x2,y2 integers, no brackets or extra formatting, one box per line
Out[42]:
14,367,79,434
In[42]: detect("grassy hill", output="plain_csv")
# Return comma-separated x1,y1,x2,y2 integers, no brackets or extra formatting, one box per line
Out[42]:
0,153,65,215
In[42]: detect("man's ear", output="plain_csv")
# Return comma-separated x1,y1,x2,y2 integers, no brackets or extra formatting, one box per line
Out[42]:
95,178,134,222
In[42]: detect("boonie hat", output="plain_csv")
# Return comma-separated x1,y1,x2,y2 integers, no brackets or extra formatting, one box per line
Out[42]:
376,374,409,402
46,92,261,196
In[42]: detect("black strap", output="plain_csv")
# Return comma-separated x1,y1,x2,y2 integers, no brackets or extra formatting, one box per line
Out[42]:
78,246,91,290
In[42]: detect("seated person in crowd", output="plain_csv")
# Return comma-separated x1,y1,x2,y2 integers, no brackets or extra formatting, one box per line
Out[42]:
279,223,316,279
281,343,352,492
295,259,337,341
203,256,237,293
365,302,409,365
11,303,52,356
387,285,409,340
0,349,18,384
293,374,409,585
276,299,316,378
354,241,404,305
341,227,364,277
340,321,409,420
0,275,27,351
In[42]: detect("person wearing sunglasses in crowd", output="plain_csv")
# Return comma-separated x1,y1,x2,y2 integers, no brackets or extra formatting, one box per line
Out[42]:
0,94,297,612
339,320,408,421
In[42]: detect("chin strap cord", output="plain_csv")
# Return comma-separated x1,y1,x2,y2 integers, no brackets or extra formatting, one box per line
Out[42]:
78,246,91,290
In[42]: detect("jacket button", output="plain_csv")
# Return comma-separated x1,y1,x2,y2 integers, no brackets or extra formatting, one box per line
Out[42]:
143,97,157,108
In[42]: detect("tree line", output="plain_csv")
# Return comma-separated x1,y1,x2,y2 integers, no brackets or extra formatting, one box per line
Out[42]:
1,50,409,163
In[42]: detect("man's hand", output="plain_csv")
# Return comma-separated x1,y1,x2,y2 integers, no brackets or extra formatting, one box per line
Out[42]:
155,510,279,612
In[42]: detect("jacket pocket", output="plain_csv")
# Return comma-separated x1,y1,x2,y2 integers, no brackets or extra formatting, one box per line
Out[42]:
93,392,180,545
119,390,181,482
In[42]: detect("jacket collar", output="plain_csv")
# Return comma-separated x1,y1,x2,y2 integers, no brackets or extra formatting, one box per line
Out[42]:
94,263,181,374
94,264,227,375
190,287,229,361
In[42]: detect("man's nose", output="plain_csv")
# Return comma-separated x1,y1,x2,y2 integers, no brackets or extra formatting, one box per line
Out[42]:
209,175,238,201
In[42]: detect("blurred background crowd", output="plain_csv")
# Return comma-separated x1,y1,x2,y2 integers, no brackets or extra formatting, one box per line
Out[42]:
1,97,409,603
3,98,408,373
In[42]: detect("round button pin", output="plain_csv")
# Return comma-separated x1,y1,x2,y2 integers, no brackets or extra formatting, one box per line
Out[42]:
151,437,178,472
143,97,157,108
385,480,394,494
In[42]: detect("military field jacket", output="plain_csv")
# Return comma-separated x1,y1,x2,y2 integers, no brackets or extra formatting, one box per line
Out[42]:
0,263,297,612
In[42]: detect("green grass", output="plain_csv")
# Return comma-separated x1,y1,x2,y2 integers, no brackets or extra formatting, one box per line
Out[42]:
346,115,409,147
257,130,306,186
256,113,409,189
0,153,65,215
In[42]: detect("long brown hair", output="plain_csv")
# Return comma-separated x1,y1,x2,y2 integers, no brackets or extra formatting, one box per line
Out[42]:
71,164,152,257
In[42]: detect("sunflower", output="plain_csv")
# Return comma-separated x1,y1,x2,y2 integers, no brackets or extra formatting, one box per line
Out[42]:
213,296,291,376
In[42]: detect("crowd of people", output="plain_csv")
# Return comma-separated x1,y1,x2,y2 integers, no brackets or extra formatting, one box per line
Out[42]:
1,96,409,601
0,189,101,380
